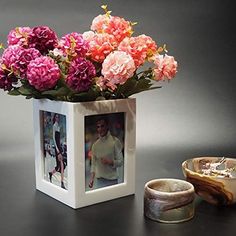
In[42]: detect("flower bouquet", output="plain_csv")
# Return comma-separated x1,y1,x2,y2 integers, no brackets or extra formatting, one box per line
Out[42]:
0,5,177,102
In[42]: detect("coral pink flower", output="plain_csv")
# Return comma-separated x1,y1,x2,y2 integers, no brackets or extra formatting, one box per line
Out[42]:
27,56,60,91
58,32,89,59
118,34,157,67
66,57,96,92
101,51,135,90
28,26,58,54
85,32,117,62
91,14,133,43
106,16,133,43
137,34,158,57
153,54,178,81
7,27,31,47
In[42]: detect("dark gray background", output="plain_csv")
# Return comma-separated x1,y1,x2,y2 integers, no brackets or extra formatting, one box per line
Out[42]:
0,0,236,235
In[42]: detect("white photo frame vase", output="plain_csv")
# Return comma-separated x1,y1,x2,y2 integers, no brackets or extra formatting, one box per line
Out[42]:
33,98,136,209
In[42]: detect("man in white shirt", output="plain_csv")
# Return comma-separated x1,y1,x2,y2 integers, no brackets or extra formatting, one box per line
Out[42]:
89,116,123,189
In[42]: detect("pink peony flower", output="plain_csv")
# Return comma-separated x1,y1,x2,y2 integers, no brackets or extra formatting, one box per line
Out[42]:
85,32,117,62
66,57,96,92
16,48,41,77
101,51,135,90
91,14,133,43
7,27,31,47
118,34,157,67
0,67,18,91
1,46,41,77
26,56,60,91
58,32,89,59
153,54,178,81
28,26,58,54
1,45,22,69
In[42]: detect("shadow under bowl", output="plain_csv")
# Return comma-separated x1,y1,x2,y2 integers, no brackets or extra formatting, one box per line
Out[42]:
182,157,236,206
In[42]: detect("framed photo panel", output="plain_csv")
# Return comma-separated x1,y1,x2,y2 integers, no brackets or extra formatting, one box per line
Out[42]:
33,98,136,209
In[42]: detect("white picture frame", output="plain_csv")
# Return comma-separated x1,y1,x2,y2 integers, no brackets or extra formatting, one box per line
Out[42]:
33,98,136,209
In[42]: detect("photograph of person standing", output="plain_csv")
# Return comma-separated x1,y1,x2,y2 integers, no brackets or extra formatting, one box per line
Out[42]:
42,112,68,190
85,113,124,191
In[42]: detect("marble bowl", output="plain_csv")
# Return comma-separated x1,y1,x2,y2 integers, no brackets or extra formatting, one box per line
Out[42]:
144,179,195,223
182,157,236,205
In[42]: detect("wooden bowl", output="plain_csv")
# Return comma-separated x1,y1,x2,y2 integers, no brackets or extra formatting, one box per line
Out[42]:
182,157,236,205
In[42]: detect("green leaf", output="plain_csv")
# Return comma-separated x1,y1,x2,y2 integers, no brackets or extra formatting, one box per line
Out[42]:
42,87,69,97
8,89,21,96
70,87,101,102
119,77,160,97
56,78,68,88
116,77,137,98
18,86,33,96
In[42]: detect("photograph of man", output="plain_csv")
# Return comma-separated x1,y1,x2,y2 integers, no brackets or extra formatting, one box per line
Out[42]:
85,113,124,191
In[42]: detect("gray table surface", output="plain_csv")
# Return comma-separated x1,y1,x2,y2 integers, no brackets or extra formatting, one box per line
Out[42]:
1,147,235,236
0,0,236,235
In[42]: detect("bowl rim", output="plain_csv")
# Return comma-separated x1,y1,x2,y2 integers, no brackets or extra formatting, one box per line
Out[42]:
182,156,236,180
144,178,195,196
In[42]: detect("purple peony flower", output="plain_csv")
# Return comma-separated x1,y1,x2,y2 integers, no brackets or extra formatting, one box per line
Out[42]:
58,32,89,59
0,67,18,91
28,26,58,54
7,27,31,47
26,56,60,91
66,57,96,92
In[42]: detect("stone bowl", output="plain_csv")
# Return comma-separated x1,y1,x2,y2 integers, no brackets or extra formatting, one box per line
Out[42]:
144,178,195,223
182,157,236,205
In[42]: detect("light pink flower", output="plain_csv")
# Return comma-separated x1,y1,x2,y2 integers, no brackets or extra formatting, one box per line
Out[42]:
91,14,133,43
91,14,108,32
85,33,117,62
26,56,60,91
118,34,157,67
7,27,31,47
153,54,178,81
82,31,95,41
101,51,135,90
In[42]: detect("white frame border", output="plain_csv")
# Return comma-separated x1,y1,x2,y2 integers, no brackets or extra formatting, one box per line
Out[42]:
33,98,136,208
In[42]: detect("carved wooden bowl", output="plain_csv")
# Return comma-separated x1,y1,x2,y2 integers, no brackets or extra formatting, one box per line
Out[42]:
182,157,236,205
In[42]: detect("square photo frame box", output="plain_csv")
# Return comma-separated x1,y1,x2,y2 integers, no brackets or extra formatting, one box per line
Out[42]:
33,98,136,209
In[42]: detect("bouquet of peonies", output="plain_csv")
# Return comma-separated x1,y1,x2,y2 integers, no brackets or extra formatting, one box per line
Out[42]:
0,5,178,102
